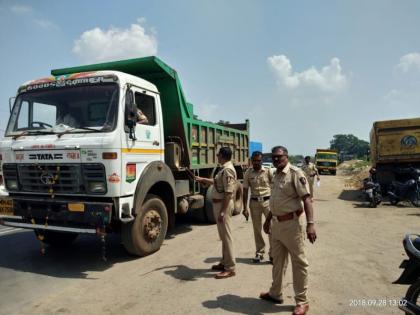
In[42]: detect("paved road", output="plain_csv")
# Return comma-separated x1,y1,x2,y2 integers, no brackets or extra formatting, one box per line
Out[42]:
0,174,418,315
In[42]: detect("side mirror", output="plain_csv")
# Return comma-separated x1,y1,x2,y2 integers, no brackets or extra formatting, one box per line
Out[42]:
125,88,137,140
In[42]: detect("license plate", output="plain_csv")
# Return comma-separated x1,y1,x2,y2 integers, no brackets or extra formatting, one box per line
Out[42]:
0,198,14,216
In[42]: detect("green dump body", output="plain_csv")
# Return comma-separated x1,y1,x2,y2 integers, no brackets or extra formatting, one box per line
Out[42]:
51,56,249,170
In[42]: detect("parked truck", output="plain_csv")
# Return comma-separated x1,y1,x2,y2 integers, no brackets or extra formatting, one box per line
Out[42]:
0,56,249,256
315,149,338,175
370,117,420,188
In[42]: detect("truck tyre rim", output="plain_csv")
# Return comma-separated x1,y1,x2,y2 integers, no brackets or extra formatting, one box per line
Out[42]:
143,209,162,241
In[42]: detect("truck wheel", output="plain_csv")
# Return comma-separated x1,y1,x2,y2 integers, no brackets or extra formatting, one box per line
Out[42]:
332,170,336,176
204,186,216,224
232,182,243,215
34,230,78,246
122,194,168,256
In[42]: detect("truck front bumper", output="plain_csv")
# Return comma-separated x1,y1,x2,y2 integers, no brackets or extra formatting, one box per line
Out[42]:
0,195,113,234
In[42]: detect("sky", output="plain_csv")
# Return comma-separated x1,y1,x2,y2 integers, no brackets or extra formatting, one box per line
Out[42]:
0,0,420,155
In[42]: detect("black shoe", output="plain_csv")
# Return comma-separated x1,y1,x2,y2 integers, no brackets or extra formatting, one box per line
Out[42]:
252,253,264,263
269,257,273,265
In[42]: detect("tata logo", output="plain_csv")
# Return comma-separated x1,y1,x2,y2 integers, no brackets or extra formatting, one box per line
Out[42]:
29,153,63,160
40,172,55,185
401,135,417,148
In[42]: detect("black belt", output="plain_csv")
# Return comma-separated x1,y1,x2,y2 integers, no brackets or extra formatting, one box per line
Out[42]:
250,196,270,202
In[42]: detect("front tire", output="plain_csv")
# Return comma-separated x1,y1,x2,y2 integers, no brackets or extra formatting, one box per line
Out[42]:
122,194,168,256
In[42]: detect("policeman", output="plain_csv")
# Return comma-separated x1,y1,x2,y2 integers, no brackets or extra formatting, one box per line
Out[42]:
195,146,237,279
242,151,273,263
301,156,319,201
259,146,316,315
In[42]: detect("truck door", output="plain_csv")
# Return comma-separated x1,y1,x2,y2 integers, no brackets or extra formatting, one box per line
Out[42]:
121,87,164,194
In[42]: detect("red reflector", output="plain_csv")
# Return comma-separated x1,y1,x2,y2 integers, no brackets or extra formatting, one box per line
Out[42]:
104,206,111,212
102,152,118,159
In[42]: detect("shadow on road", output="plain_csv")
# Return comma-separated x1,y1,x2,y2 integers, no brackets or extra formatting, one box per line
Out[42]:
153,264,216,281
0,215,199,279
0,230,136,279
202,294,294,315
338,189,363,201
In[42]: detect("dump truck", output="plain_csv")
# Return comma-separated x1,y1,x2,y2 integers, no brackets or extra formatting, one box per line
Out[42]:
0,56,249,256
315,149,338,175
370,117,420,187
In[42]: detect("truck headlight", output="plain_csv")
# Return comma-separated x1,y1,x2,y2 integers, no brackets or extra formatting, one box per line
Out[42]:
6,179,18,190
88,182,106,193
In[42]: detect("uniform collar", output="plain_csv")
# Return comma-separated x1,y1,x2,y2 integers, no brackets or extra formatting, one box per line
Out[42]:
280,162,291,175
222,161,233,168
252,167,266,173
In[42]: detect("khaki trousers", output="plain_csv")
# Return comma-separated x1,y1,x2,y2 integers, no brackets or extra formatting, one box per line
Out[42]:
308,177,315,198
213,199,235,271
250,199,272,257
269,217,309,305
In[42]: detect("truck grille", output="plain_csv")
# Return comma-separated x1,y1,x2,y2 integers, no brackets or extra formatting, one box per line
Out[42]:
18,164,82,193
2,163,106,194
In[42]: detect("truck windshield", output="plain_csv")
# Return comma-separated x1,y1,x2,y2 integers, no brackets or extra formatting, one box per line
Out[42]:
5,83,119,136
317,153,337,160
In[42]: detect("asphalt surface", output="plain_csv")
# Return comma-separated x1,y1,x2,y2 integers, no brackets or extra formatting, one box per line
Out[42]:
0,174,418,315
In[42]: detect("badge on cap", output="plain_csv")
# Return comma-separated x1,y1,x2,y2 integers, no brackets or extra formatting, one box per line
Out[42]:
299,177,307,185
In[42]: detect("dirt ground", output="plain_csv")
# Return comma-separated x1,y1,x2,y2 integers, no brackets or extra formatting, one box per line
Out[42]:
1,168,419,315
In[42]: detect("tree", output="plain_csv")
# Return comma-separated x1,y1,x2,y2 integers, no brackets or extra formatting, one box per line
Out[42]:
329,134,369,159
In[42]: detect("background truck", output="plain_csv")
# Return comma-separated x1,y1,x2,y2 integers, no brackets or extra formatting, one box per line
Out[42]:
315,149,338,175
0,56,249,257
370,117,420,187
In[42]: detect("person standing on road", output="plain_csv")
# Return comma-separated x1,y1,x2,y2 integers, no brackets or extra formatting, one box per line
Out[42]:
301,156,319,202
259,146,317,315
242,151,274,263
195,147,237,279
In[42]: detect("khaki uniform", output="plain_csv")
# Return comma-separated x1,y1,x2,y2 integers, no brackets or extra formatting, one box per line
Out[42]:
301,162,318,198
269,163,310,305
212,161,237,271
243,166,273,256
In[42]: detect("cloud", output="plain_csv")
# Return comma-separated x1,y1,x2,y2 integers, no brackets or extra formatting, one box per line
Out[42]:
34,19,59,30
72,18,158,63
10,5,32,14
397,52,420,72
194,102,220,121
267,55,347,92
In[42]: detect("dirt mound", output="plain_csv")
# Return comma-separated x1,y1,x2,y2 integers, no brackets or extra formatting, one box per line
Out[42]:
340,160,371,189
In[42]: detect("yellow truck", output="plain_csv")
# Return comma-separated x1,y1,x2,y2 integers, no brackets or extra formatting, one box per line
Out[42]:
315,149,338,175
370,117,420,187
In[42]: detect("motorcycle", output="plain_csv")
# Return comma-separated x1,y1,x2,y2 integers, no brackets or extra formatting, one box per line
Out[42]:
394,234,420,315
362,178,382,208
388,168,420,207
362,168,382,208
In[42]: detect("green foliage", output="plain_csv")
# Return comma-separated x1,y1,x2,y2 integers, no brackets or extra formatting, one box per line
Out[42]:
289,155,305,165
329,134,370,159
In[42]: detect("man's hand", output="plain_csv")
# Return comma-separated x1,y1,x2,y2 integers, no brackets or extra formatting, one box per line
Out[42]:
306,223,317,243
263,218,271,234
242,208,250,221
218,212,225,224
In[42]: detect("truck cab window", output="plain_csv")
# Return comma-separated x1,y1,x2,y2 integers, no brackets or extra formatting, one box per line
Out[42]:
134,92,156,125
33,102,57,128
17,101,29,129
